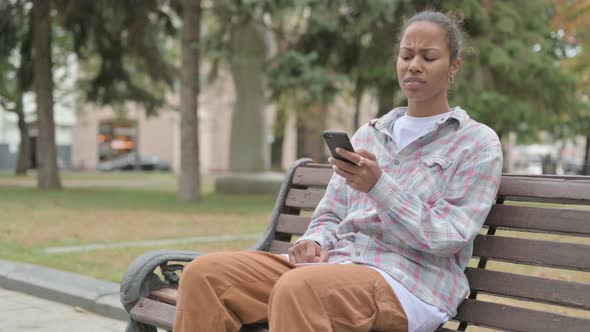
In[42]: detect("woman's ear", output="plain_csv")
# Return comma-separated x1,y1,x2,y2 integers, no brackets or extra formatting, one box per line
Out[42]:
450,58,461,77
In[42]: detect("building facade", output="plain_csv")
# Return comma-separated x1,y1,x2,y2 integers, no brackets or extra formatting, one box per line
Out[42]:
0,92,75,171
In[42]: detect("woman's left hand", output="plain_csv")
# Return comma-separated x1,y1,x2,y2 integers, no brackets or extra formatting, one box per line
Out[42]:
330,148,382,193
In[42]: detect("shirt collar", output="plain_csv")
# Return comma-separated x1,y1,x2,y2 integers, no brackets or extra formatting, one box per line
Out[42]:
370,106,470,131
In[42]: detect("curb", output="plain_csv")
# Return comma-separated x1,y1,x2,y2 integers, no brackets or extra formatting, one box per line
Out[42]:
0,259,128,322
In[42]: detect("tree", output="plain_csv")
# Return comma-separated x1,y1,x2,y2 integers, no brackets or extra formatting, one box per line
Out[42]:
551,0,590,174
0,1,33,175
178,0,202,202
32,0,61,189
56,1,206,198
435,0,578,140
1,0,88,178
268,1,401,161
197,1,364,167
227,19,271,172
268,50,343,162
201,1,278,173
55,0,178,114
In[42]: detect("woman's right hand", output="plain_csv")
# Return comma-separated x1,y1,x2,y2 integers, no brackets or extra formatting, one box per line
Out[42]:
288,240,329,263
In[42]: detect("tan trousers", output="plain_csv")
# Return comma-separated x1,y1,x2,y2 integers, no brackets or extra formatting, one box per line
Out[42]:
173,251,408,332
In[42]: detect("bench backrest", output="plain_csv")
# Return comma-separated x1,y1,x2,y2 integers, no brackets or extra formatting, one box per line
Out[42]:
263,160,590,332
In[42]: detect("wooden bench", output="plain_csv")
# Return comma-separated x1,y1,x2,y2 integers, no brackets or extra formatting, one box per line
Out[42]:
120,158,590,332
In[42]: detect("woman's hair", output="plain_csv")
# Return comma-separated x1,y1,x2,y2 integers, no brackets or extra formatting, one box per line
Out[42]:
398,10,464,62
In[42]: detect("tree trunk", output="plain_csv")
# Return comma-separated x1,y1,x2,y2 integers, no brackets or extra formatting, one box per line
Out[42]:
497,131,513,173
296,104,327,163
270,106,286,171
353,81,363,130
32,0,61,189
371,16,399,119
15,93,29,175
178,0,201,202
296,121,306,159
228,19,269,173
583,135,590,175
316,103,328,162
376,82,396,118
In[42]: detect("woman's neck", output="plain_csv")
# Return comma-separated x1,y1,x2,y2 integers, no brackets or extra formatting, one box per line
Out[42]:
406,96,451,117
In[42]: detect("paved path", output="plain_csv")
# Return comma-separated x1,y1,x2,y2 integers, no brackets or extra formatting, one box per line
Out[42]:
0,287,126,332
44,233,260,254
0,259,127,322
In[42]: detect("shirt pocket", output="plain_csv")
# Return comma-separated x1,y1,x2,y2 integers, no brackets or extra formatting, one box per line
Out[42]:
407,155,454,200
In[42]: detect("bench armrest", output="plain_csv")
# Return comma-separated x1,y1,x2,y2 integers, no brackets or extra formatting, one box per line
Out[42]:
120,249,202,312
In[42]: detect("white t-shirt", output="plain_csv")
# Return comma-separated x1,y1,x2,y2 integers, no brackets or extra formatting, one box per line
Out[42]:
392,110,452,151
370,266,448,332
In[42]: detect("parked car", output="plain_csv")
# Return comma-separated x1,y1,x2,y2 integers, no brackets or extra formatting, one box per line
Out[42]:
98,152,170,171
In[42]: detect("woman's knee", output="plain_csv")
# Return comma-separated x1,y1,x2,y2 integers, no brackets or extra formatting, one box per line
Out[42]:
270,267,317,304
180,252,234,285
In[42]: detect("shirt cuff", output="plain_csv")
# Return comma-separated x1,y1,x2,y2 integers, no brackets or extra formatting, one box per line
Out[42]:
367,171,400,209
296,233,333,250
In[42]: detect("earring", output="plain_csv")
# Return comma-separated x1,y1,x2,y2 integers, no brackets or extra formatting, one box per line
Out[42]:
448,75,455,85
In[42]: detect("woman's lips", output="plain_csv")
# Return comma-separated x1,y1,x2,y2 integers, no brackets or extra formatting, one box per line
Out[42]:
404,79,425,89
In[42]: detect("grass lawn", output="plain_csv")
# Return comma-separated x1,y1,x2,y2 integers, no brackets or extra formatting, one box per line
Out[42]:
0,171,276,282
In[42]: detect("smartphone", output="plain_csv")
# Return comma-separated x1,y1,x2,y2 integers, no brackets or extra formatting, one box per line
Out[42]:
322,130,356,164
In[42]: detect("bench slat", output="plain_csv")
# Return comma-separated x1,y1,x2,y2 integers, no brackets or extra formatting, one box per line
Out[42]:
149,287,178,306
269,240,292,254
285,188,325,210
498,176,590,204
465,267,590,309
486,204,590,236
276,214,311,236
509,174,590,180
130,297,175,331
473,235,590,271
455,299,590,332
134,296,270,332
292,165,333,187
145,288,271,331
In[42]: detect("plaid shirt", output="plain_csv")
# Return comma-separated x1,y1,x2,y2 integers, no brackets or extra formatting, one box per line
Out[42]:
298,107,503,316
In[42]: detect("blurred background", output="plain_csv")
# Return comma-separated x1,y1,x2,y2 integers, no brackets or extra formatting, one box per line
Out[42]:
0,0,588,283
1,0,589,185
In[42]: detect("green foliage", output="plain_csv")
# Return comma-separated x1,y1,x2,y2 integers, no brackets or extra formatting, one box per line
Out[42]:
264,0,581,138
551,0,590,139
268,50,344,105
268,0,402,119
2,1,182,115
434,0,580,138
0,1,31,108
55,0,180,114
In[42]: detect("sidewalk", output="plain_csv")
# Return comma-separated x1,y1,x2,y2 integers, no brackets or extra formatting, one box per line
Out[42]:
0,259,129,330
0,287,126,331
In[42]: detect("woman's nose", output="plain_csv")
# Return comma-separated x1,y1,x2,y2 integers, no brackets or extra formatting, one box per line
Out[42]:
408,58,422,73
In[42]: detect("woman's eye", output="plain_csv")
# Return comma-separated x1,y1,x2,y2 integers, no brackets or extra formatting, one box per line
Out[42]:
424,56,436,62
401,56,412,61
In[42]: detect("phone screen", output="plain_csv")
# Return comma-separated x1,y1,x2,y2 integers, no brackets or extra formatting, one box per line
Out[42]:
322,130,355,164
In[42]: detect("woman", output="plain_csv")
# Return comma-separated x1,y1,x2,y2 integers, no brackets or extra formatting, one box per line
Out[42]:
174,10,503,332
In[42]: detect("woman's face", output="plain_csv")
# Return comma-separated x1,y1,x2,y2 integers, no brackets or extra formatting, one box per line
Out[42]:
396,21,460,104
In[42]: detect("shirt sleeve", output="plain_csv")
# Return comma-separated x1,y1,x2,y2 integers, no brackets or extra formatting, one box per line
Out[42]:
296,172,348,250
367,141,503,257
